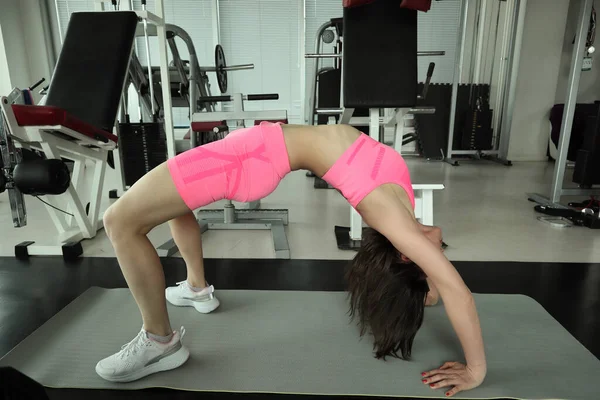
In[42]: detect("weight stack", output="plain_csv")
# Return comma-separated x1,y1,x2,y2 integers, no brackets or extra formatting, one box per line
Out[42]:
414,83,452,159
118,122,168,187
414,83,493,158
460,85,493,151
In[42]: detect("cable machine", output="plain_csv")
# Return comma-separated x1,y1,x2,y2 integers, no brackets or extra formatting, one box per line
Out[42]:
443,0,526,166
528,0,600,210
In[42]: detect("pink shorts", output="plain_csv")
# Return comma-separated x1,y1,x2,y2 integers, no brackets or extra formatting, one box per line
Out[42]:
322,133,415,209
167,121,291,210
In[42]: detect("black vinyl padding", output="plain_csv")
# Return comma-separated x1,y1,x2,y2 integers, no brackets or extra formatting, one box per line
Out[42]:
342,0,418,108
45,12,138,133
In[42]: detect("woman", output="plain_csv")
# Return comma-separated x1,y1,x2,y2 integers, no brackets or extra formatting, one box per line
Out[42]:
95,122,486,397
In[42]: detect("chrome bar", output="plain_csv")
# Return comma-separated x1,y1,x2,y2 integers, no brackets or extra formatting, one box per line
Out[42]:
418,51,446,56
202,64,255,72
550,0,592,203
315,108,343,114
309,20,335,125
445,0,469,165
306,51,445,59
305,53,341,59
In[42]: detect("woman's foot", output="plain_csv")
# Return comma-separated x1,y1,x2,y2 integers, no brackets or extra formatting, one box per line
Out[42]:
165,281,220,314
95,327,189,382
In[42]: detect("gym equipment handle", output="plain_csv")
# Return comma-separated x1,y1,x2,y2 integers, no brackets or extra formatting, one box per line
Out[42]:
202,63,254,72
315,108,343,115
198,94,280,103
409,106,436,114
199,96,231,103
418,62,436,100
247,94,279,101
29,78,46,91
418,51,445,56
305,53,341,59
426,62,435,77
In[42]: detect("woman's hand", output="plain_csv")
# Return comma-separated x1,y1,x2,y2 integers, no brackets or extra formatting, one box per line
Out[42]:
425,277,439,306
421,361,486,397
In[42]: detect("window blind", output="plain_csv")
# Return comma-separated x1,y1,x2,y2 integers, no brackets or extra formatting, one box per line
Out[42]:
53,0,96,42
416,0,461,83
304,0,343,123
131,0,216,126
218,0,303,123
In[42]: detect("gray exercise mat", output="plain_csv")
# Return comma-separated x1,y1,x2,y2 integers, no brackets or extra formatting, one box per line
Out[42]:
1,288,598,399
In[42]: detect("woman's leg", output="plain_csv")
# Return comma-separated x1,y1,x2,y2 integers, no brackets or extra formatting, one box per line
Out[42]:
165,212,221,313
96,161,195,382
103,162,191,336
168,212,207,288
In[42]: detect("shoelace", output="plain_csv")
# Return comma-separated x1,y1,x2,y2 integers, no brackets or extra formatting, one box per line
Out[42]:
118,327,187,359
118,330,148,359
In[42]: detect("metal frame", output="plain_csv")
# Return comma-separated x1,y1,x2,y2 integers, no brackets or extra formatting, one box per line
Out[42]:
158,93,291,259
498,0,527,160
304,14,446,246
444,0,522,166
445,0,470,165
0,97,112,258
528,0,600,206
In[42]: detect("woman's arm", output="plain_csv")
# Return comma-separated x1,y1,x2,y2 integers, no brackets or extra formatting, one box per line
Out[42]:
389,219,486,371
361,202,486,396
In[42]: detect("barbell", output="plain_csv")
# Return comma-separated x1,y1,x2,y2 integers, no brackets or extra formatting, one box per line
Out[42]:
200,44,255,93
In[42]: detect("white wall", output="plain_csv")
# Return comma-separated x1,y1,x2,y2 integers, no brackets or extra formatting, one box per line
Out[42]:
555,0,600,104
0,24,11,95
0,0,54,102
507,0,571,161
0,0,31,90
20,0,55,103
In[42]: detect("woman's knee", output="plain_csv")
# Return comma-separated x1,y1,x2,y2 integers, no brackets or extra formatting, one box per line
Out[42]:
103,200,151,242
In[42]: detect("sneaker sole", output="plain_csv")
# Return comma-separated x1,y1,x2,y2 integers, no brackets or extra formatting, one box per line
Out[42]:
166,293,221,314
96,344,190,383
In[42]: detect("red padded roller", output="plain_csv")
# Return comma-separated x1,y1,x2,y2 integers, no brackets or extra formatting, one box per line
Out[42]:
11,105,118,144
254,119,288,125
190,121,226,133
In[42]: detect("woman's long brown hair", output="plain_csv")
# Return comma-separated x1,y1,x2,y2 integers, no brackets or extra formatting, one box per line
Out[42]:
345,227,429,360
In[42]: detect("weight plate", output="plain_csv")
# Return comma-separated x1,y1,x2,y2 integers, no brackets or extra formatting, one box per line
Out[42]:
215,44,227,93
322,29,335,44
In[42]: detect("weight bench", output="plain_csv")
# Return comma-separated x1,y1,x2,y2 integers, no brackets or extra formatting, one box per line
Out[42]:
336,183,445,249
308,1,445,249
0,11,138,260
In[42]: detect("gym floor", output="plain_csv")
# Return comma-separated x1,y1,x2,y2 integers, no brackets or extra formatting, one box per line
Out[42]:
1,158,599,399
0,257,598,400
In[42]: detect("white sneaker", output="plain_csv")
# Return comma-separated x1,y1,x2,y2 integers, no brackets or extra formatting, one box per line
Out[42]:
165,281,220,313
95,327,189,383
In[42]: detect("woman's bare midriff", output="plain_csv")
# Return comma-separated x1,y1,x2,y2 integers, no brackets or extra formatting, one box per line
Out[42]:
280,124,415,219
281,124,361,176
